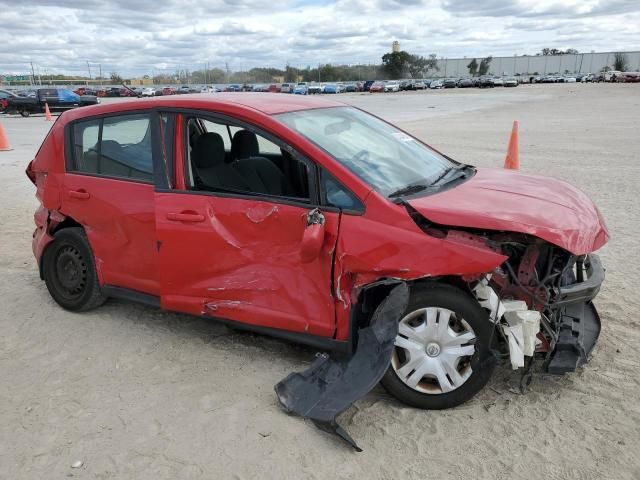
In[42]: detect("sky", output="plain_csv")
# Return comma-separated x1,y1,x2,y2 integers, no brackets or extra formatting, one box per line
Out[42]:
1,0,639,77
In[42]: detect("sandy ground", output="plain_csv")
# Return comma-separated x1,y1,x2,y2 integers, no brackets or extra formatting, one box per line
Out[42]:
1,84,639,479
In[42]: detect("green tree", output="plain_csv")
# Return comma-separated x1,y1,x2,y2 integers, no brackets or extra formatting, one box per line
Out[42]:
614,52,629,71
467,58,478,76
110,72,123,83
478,56,493,76
406,54,438,78
382,50,411,79
284,63,299,82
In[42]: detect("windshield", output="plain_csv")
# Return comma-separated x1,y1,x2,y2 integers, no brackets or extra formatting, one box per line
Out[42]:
276,106,457,197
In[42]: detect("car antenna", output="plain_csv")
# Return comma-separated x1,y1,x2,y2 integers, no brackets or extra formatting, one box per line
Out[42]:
121,83,142,98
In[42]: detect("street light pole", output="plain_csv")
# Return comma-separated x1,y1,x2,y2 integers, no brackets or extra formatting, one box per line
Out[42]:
87,61,92,82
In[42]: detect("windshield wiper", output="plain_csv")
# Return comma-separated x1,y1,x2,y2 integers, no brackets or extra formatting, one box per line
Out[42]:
431,165,471,187
388,183,429,198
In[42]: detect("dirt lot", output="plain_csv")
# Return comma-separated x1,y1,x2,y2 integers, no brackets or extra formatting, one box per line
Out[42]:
1,84,639,479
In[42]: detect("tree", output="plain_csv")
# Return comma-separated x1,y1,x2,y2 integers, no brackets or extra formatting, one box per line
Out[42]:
382,50,411,79
467,58,478,76
478,56,492,76
541,48,579,55
614,52,629,71
405,54,438,78
110,72,123,83
284,63,298,83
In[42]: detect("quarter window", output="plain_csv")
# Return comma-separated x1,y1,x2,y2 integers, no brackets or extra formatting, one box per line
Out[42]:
71,113,154,182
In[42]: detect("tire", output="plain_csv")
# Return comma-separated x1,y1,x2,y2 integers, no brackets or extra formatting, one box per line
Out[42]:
19,109,30,117
381,283,495,409
42,227,106,311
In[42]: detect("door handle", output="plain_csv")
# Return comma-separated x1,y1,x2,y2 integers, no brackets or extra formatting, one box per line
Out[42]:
166,212,205,223
68,189,90,200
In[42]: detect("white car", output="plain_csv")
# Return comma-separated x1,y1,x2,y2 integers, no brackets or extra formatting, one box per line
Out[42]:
429,79,444,89
384,81,400,92
565,76,577,83
492,77,504,86
503,77,518,87
141,87,156,97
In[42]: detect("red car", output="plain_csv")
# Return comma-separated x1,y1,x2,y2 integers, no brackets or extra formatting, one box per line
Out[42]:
267,84,282,93
26,93,608,449
369,81,385,92
162,86,177,95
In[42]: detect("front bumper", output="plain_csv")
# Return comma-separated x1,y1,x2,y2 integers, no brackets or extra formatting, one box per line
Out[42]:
546,254,604,374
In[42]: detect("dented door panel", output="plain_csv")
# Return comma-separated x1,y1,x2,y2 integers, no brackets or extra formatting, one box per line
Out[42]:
155,192,339,336
61,174,160,295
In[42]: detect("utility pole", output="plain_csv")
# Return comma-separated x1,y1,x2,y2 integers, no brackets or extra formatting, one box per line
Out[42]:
30,62,36,86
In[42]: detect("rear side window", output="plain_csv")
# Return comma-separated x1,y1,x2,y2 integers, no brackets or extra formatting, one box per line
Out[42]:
71,113,153,182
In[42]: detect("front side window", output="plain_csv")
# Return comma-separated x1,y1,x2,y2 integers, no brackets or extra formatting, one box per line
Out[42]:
185,116,310,201
277,107,459,198
71,113,153,182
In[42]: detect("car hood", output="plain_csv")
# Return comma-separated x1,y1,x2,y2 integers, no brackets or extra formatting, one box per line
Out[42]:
407,167,609,255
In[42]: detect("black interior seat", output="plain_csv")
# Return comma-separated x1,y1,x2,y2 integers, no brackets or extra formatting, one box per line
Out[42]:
231,129,260,160
192,132,249,191
230,129,292,196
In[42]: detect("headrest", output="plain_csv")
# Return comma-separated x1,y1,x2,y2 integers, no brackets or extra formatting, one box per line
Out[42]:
231,129,260,160
193,132,225,168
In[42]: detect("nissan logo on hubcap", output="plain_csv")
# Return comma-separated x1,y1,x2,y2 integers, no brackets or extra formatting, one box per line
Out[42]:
426,343,441,357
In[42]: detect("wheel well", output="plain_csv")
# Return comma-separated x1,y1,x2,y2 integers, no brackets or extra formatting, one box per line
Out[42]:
39,216,84,279
50,216,82,235
348,276,473,351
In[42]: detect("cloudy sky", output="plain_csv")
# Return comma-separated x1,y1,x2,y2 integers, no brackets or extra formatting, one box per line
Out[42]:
1,0,639,76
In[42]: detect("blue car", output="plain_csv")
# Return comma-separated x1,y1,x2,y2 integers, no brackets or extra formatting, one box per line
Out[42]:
293,82,308,95
323,83,338,94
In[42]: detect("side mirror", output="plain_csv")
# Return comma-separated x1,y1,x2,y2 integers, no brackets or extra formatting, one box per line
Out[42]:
300,209,325,263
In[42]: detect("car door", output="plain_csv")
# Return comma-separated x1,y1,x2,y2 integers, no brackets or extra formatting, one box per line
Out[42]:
63,111,160,296
154,112,340,337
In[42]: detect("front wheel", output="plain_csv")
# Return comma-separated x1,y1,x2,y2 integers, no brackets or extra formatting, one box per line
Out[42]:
381,283,495,409
19,109,30,117
42,227,106,311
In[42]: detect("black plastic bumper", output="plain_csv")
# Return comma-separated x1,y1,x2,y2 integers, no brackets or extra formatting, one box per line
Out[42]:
546,254,604,374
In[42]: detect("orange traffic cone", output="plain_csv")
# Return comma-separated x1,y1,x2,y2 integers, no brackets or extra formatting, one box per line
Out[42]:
504,120,519,170
44,102,53,121
0,122,12,151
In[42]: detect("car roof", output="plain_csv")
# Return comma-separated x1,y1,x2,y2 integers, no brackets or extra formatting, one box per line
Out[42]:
61,92,347,121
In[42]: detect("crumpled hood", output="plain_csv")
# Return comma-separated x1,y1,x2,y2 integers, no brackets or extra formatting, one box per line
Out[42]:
407,167,609,255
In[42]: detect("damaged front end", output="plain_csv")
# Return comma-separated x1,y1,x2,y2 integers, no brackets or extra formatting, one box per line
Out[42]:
275,282,409,451
472,237,604,375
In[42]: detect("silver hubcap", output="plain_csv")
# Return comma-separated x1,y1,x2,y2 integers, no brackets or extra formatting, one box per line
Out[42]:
391,307,477,394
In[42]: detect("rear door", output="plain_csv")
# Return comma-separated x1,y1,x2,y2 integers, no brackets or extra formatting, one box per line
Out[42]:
63,111,160,295
154,112,339,337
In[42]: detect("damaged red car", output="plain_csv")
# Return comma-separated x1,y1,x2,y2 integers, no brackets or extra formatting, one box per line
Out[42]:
27,94,608,449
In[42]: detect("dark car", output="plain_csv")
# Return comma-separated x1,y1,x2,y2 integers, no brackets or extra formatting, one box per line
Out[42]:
0,88,18,112
5,88,99,117
478,76,495,88
443,78,457,88
400,80,415,91
363,80,375,92
457,78,474,88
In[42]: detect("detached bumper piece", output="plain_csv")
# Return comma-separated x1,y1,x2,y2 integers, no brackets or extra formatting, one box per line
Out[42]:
275,283,409,451
547,254,604,374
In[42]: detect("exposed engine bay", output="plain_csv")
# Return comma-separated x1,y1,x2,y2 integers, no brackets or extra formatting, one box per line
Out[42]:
468,233,603,375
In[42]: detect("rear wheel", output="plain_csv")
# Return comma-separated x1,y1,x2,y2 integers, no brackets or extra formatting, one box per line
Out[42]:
19,109,30,117
43,227,106,311
381,284,495,409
